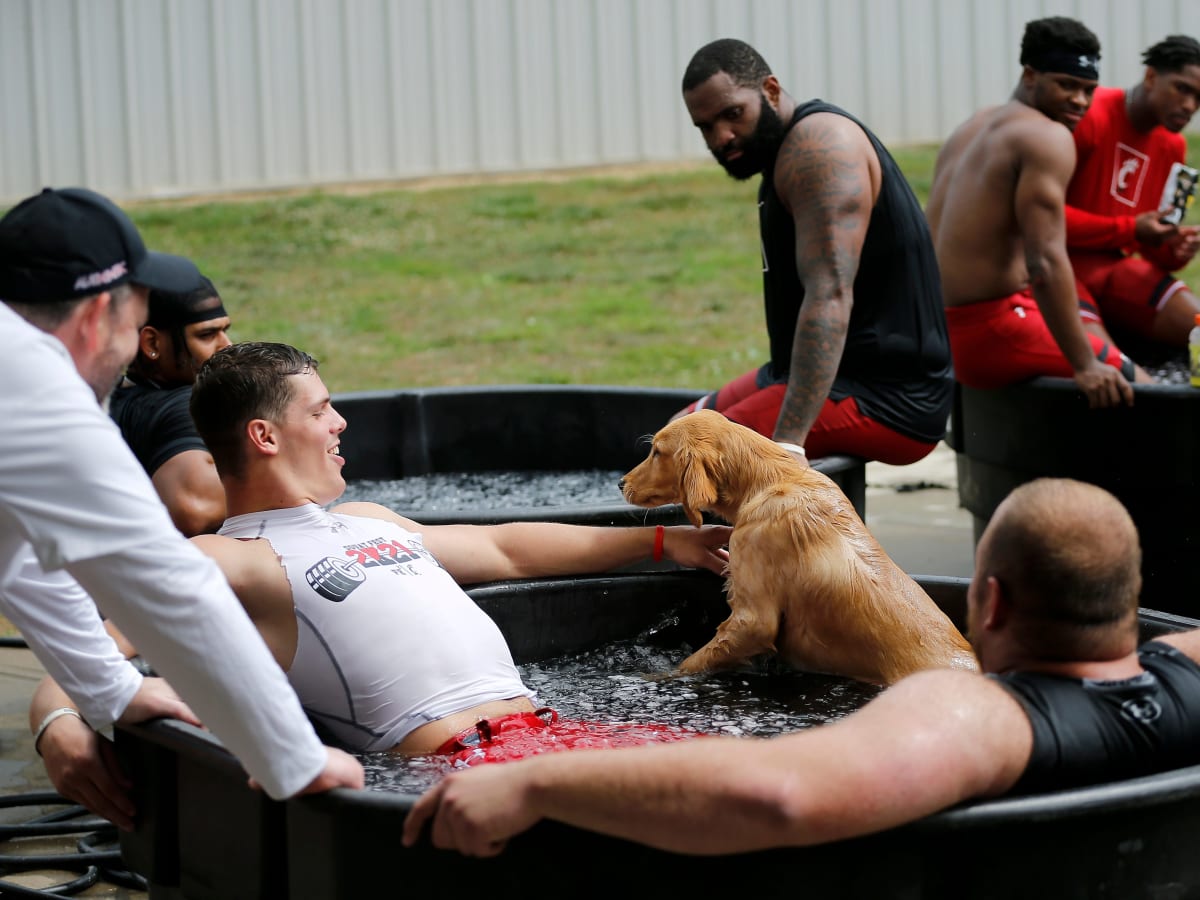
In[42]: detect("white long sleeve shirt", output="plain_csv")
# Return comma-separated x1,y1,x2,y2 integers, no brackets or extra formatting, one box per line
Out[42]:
0,303,327,799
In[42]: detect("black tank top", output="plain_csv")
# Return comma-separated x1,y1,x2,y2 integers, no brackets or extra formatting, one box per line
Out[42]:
758,100,952,443
995,641,1200,795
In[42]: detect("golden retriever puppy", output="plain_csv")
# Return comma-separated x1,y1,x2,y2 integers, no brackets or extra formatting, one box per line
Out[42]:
620,410,977,684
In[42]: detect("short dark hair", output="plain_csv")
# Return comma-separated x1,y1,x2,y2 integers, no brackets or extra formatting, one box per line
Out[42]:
682,38,772,93
980,479,1140,657
1142,34,1200,73
191,341,319,478
1019,17,1100,66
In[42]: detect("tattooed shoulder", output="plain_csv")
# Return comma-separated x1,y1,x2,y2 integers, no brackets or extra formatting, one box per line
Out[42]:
773,113,872,213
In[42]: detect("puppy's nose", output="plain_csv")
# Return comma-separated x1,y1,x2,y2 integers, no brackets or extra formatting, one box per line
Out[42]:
618,477,626,491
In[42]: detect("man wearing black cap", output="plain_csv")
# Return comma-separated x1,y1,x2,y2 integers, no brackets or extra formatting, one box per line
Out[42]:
927,17,1151,407
111,275,232,536
0,187,362,826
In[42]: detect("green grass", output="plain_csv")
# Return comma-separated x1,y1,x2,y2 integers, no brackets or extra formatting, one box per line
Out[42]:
121,135,1199,394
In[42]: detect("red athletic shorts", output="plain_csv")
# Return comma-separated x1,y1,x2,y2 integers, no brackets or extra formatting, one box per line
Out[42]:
945,290,1133,389
435,708,698,767
1072,250,1189,336
676,367,935,466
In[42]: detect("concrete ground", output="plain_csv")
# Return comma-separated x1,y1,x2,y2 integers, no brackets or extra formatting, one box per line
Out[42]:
864,441,976,579
0,441,975,897
0,648,143,897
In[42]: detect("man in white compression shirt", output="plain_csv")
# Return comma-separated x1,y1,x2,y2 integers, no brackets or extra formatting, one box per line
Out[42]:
188,341,732,755
0,188,362,826
35,338,731,806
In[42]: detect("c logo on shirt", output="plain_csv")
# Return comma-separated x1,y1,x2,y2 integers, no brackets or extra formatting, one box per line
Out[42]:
1116,158,1140,190
1121,697,1162,724
1110,143,1150,207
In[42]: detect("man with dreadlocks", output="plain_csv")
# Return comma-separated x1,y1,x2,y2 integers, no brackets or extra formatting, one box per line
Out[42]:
1065,34,1200,348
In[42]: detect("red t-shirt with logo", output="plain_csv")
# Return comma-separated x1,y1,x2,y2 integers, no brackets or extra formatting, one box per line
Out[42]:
1065,86,1187,253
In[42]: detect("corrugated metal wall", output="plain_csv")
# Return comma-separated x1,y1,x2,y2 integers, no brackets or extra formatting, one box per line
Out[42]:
1,0,1197,203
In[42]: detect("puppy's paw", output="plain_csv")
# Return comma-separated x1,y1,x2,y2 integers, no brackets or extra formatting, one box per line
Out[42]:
676,656,715,677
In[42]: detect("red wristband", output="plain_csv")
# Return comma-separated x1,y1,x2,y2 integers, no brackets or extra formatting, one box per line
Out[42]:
652,525,665,562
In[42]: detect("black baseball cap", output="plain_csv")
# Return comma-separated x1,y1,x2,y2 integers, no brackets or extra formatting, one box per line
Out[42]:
0,187,203,304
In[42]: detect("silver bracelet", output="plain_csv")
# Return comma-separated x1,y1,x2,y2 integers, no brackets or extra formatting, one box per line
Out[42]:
33,707,85,757
774,441,806,457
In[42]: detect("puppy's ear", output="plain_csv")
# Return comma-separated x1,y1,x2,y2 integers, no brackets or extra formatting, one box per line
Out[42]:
679,449,717,527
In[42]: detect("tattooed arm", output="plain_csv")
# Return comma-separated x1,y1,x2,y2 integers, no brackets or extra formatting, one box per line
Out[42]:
771,112,881,461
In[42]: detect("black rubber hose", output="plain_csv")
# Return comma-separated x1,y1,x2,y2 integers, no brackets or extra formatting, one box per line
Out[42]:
0,821,111,839
93,864,147,892
0,851,120,869
72,832,115,854
0,797,105,838
0,793,130,896
0,794,67,811
74,831,146,891
23,807,89,826
0,866,99,897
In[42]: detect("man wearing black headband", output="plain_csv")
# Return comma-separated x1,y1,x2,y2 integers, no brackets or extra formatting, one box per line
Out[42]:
110,276,232,536
1065,34,1200,348
928,16,1151,407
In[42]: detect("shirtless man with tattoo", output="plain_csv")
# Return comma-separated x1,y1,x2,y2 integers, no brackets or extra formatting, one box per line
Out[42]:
927,16,1149,407
671,39,953,466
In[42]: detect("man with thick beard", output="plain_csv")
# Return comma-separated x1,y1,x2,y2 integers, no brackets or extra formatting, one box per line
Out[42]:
670,39,953,468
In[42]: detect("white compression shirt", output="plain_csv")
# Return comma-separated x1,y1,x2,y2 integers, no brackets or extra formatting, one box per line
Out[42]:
219,504,535,751
0,304,326,799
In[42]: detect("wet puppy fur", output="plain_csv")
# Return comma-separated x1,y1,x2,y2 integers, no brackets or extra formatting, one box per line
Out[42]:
620,410,977,684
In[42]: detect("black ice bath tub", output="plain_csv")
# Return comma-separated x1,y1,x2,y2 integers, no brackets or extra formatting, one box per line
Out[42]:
950,378,1199,616
116,571,1200,900
331,385,867,524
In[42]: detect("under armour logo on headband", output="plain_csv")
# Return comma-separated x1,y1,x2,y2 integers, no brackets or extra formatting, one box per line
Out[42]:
1028,48,1100,81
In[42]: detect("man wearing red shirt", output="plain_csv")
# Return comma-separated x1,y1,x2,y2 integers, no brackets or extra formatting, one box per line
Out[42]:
1066,35,1200,347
